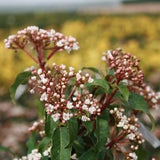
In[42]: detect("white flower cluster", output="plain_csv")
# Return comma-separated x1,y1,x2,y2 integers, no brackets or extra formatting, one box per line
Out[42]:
110,107,144,158
29,63,101,123
4,26,79,53
127,152,138,160
13,149,42,160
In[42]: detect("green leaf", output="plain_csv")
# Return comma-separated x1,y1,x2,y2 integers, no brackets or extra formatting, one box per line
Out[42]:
127,92,155,130
118,84,129,101
94,118,109,152
78,147,97,160
38,137,50,152
83,121,93,135
36,101,45,119
45,114,58,138
107,69,115,76
0,146,13,154
72,138,85,156
10,71,31,103
67,117,78,147
128,92,148,112
51,127,71,160
90,79,110,93
26,134,37,154
147,112,155,131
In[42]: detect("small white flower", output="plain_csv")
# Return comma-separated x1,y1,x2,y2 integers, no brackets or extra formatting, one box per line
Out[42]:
72,43,79,50
129,152,137,160
64,46,71,53
37,68,42,75
88,77,94,83
40,92,48,101
82,104,88,111
68,36,76,42
76,73,81,80
71,153,78,160
63,112,70,121
107,50,113,60
88,106,96,114
31,76,36,81
85,99,90,104
47,104,54,112
52,113,60,122
67,101,74,109
151,98,157,103
81,115,89,122
128,133,136,140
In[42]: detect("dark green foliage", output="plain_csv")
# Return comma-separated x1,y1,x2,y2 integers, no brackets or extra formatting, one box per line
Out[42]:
51,127,71,160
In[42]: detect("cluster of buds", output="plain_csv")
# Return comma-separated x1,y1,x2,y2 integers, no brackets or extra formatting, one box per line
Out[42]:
4,26,79,69
102,48,144,86
109,107,144,160
103,48,160,108
28,63,102,123
13,149,42,160
28,120,45,137
4,26,79,53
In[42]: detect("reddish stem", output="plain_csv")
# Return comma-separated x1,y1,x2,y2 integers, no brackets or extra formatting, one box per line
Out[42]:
106,132,125,149
16,43,38,64
47,47,60,60
101,88,117,112
35,45,45,69
67,86,76,101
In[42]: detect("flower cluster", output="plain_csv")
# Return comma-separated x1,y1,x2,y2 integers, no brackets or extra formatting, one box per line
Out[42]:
13,147,78,160
13,149,42,160
103,48,160,108
102,48,144,86
28,120,45,138
4,26,79,53
109,107,144,160
29,63,102,123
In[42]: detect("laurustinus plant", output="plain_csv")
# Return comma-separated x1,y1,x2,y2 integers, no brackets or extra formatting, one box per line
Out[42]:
3,26,160,160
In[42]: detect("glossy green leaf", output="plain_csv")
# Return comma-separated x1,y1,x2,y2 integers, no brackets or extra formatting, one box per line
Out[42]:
127,92,155,130
10,71,31,103
26,134,37,154
118,84,129,101
36,101,45,119
128,92,148,112
67,117,78,147
38,137,50,152
90,79,110,93
94,118,109,152
83,121,93,135
51,127,71,160
72,138,85,156
45,115,58,138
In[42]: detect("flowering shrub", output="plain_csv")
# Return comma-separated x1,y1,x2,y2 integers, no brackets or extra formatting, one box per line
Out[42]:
3,26,160,160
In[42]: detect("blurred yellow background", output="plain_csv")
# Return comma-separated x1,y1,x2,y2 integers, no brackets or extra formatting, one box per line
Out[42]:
1,13,160,93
